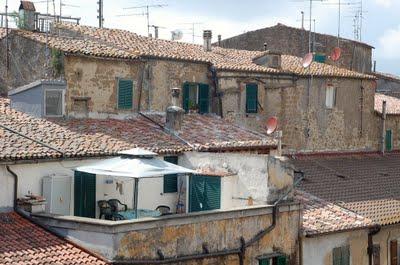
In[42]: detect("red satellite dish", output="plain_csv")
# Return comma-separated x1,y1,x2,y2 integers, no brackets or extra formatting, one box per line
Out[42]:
302,53,313,68
266,117,278,135
330,47,341,61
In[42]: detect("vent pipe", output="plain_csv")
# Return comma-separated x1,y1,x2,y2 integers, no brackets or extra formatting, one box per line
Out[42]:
218,34,222,47
381,100,387,154
203,30,212,52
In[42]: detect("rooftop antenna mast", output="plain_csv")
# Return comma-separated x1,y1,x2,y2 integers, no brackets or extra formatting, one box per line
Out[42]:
59,1,80,19
179,22,203,43
123,4,167,37
97,0,104,28
5,0,9,76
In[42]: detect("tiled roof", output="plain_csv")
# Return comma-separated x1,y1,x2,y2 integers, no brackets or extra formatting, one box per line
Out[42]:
292,153,400,226
143,113,277,151
0,212,107,264
375,93,400,115
53,23,374,79
15,30,138,60
295,190,374,236
0,98,275,161
375,72,400,82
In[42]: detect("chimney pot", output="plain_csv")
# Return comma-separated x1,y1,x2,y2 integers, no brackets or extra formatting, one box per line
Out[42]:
203,30,212,52
166,87,184,133
218,35,222,47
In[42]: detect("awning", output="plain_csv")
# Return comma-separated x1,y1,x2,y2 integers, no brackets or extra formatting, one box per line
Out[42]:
75,154,195,179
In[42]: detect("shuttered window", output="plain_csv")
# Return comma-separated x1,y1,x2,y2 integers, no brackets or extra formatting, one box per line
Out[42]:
325,85,336,109
314,53,326,63
246,83,258,113
118,79,133,109
333,246,350,265
259,259,269,265
386,130,393,151
390,240,397,265
74,171,96,218
182,82,209,114
163,156,178,193
258,256,287,265
189,175,221,212
45,90,63,116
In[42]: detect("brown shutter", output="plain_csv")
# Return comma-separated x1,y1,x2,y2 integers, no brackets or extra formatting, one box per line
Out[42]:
390,240,398,265
373,245,380,265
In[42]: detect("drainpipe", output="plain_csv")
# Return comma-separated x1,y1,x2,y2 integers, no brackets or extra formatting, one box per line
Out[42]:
381,100,387,154
6,165,18,211
368,225,381,265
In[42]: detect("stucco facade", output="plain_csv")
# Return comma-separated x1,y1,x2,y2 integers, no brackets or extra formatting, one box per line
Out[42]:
218,71,379,153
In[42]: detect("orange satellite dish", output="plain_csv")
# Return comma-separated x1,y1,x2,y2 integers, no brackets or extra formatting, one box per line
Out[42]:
266,117,278,135
302,53,313,68
331,47,341,61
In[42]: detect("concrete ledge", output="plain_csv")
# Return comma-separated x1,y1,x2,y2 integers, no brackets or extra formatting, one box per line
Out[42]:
33,202,300,234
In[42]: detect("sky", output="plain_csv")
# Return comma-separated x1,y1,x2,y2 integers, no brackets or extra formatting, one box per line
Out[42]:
2,0,399,75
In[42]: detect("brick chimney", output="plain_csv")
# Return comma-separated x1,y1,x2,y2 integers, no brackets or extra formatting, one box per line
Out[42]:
166,87,184,133
203,30,212,52
18,1,36,31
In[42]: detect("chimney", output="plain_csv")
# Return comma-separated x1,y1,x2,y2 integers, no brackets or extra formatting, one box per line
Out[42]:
166,87,184,133
218,34,222,47
263,43,268,51
18,1,36,31
203,30,212,52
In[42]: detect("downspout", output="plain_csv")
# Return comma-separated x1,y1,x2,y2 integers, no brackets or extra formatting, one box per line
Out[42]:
368,225,381,265
6,165,18,211
112,171,304,265
381,100,387,154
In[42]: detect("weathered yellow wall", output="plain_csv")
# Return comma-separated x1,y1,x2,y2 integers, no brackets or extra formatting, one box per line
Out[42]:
218,73,379,153
117,208,300,265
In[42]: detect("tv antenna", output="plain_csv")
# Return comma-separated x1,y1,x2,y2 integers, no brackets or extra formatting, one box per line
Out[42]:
149,25,166,39
178,22,203,43
59,1,80,18
123,4,167,37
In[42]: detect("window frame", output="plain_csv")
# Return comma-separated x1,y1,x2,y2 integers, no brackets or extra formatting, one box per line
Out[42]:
257,254,287,265
44,89,65,117
182,82,209,114
325,84,337,109
332,245,350,265
117,78,134,110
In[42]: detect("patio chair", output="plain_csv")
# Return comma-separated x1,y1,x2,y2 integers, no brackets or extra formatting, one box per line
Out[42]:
156,205,171,216
108,199,128,213
97,200,113,220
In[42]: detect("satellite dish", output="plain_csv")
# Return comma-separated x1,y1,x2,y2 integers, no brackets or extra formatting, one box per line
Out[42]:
330,47,341,61
302,53,313,68
171,29,183,41
266,117,278,135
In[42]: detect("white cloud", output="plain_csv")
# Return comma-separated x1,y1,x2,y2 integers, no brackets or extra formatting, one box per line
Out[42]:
375,0,392,7
378,25,400,59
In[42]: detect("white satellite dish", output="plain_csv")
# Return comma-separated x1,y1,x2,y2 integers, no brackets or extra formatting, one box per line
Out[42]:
171,29,183,41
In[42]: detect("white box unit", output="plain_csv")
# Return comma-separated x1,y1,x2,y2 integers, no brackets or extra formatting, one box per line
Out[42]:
42,175,72,215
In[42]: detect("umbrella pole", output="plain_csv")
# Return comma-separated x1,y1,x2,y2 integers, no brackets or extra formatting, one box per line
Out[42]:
133,178,139,218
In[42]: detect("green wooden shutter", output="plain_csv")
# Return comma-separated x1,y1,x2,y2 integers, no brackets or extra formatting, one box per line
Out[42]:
259,259,270,265
333,247,342,265
341,246,350,265
314,53,326,63
189,175,221,212
277,256,287,265
163,156,178,193
74,171,96,218
198,84,209,114
246,83,258,113
183,83,190,112
386,130,393,151
118,79,133,109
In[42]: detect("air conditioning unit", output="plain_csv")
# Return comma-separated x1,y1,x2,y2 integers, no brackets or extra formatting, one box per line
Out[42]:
42,175,72,215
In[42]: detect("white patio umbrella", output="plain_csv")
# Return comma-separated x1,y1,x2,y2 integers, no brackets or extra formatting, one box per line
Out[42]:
75,148,195,217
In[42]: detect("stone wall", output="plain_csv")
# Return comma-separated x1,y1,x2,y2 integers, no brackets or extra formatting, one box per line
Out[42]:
218,24,373,73
0,34,54,95
218,71,379,153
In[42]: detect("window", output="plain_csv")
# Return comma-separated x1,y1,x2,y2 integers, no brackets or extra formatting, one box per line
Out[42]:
258,255,287,265
390,239,398,265
246,83,258,113
386,130,393,151
117,79,134,109
163,156,178,193
325,84,336,109
372,244,380,265
182,83,209,114
45,90,64,116
314,53,327,63
332,246,350,265
189,175,221,212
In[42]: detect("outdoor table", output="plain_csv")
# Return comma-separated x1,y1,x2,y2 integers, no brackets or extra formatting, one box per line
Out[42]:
117,209,161,220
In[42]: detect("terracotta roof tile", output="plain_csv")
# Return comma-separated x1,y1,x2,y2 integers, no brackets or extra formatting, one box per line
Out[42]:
52,23,374,79
0,212,107,264
292,153,400,226
0,98,275,161
295,190,374,236
375,93,400,115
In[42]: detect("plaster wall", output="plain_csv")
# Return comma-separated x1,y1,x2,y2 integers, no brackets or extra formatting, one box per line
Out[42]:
372,224,400,265
302,230,369,265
